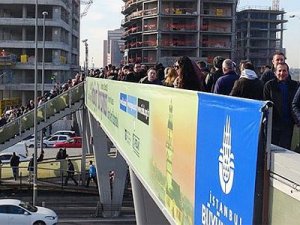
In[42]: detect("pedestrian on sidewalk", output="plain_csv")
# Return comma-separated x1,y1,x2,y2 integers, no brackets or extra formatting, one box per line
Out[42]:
37,149,44,162
27,154,34,182
86,161,97,188
10,152,20,181
64,159,78,186
56,148,67,160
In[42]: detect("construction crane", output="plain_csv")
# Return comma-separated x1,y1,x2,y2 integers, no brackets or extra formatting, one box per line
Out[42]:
80,0,93,18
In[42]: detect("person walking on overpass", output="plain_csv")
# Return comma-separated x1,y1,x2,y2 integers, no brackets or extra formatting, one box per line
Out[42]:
214,59,239,95
264,62,298,149
260,52,286,85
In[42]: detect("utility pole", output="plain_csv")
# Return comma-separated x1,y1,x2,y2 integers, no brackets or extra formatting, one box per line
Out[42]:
33,0,38,206
81,39,88,186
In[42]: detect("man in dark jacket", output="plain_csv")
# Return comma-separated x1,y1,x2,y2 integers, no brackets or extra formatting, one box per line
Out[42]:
230,62,264,100
64,159,78,186
260,52,285,85
27,154,34,183
264,62,298,149
205,56,225,92
10,152,20,181
139,67,162,85
214,59,239,95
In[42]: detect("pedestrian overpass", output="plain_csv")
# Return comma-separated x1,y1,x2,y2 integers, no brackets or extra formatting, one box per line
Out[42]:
0,82,84,151
84,77,300,225
0,78,300,224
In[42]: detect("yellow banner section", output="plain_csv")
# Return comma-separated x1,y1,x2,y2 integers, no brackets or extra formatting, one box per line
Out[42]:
86,78,198,224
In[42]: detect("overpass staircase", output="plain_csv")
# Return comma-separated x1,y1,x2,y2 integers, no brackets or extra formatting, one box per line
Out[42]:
0,82,84,151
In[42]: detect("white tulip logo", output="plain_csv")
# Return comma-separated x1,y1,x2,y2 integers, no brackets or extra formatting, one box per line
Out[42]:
219,116,235,194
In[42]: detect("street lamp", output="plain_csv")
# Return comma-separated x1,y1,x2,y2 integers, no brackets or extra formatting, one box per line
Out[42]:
42,11,48,97
40,11,48,185
33,0,38,206
82,39,88,76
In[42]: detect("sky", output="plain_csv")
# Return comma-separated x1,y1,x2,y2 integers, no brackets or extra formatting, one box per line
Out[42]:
80,0,300,68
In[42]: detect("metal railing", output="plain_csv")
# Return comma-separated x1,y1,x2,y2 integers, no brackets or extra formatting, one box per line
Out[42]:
0,155,94,187
0,82,84,145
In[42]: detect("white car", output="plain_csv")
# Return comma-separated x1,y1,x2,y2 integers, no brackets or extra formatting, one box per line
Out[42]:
51,130,76,137
0,152,29,164
27,135,71,148
0,199,58,225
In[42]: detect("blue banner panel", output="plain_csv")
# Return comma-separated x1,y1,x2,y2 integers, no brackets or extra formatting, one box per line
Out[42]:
127,95,137,118
120,93,127,112
194,94,266,225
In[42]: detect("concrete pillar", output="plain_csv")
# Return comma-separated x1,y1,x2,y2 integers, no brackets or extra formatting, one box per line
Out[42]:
88,111,128,217
80,107,91,185
81,108,92,154
130,169,170,225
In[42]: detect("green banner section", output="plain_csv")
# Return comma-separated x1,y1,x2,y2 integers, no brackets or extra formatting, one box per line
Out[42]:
86,77,198,224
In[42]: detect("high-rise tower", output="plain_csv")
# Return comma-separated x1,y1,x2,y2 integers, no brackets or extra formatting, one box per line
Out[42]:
121,0,237,66
0,0,80,104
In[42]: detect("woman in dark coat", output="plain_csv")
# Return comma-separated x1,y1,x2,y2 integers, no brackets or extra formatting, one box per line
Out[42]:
173,56,206,92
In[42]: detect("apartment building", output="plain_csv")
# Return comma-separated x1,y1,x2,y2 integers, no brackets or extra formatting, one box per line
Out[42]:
106,28,125,66
0,0,80,105
121,0,237,66
236,8,287,70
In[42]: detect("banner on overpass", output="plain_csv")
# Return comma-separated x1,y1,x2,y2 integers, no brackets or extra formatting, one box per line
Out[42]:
85,78,268,225
195,93,265,225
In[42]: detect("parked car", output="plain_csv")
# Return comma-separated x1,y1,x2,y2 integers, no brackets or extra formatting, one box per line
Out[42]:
25,131,75,148
0,199,58,225
0,152,29,164
27,135,71,148
53,137,82,148
51,130,76,137
24,135,46,148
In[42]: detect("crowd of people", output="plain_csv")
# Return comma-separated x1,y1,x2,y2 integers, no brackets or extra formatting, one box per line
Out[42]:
1,52,300,152
90,53,300,151
3,52,300,190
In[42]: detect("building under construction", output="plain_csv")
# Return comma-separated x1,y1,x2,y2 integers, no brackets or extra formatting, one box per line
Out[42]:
121,0,238,66
236,7,287,70
0,0,80,105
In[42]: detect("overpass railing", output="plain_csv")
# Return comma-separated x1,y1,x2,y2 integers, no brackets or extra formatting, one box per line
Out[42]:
0,82,84,145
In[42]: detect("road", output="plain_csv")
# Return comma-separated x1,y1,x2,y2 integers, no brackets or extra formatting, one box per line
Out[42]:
2,142,84,159
58,218,136,225
27,147,84,159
